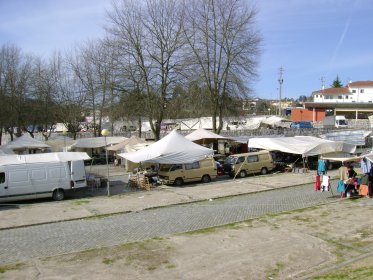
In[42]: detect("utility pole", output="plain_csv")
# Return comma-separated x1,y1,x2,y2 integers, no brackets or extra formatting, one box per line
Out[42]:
278,67,284,116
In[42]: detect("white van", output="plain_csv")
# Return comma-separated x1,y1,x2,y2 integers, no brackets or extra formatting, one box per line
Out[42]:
223,150,274,178
0,153,88,202
158,157,217,186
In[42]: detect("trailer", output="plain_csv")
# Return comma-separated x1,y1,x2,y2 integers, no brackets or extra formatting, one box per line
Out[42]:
0,152,90,202
323,115,348,128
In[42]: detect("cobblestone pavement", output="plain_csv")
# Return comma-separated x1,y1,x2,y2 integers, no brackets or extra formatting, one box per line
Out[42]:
0,181,338,265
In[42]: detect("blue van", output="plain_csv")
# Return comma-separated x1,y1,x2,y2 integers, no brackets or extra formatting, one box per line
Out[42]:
290,121,313,129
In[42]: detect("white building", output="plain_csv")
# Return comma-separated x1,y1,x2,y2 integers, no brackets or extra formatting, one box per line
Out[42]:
313,81,373,103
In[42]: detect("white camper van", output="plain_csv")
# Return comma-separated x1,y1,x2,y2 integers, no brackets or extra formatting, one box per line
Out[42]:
0,152,89,202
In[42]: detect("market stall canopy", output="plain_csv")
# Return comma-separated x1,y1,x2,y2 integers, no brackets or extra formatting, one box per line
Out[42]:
248,136,356,157
107,135,147,152
185,128,232,144
71,137,127,149
260,116,292,128
118,130,214,164
1,134,51,152
321,152,373,163
320,130,372,146
45,136,76,152
0,152,91,166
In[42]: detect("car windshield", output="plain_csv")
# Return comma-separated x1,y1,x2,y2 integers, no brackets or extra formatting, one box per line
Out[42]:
338,120,348,125
224,156,237,165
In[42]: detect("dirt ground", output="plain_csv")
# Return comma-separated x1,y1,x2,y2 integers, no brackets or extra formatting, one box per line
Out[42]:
2,198,373,280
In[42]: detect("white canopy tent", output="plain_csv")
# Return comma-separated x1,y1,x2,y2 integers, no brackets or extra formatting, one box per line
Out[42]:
260,116,292,128
1,134,50,153
248,136,356,157
0,152,91,166
71,137,127,149
107,135,147,152
185,128,232,144
118,130,214,164
321,152,373,163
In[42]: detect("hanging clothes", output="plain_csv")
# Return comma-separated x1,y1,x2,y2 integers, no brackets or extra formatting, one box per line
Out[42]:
317,159,327,175
337,180,345,194
315,175,321,191
361,158,372,174
321,175,331,192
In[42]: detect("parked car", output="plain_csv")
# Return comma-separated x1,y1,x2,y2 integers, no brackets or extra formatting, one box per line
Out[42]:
223,150,274,178
158,157,217,186
290,121,313,129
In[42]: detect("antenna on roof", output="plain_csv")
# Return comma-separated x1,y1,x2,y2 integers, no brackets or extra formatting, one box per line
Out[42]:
320,77,325,89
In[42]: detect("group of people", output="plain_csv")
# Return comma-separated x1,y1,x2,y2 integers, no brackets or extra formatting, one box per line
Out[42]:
317,157,373,198
337,159,373,198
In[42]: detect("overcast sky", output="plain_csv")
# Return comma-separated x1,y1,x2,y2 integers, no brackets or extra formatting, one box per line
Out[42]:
1,0,372,100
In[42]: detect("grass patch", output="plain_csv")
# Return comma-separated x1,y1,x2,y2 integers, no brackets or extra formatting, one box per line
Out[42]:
166,264,177,269
357,227,373,239
291,215,315,223
182,222,241,235
266,262,284,279
321,238,361,259
72,199,90,206
152,236,164,241
312,266,373,279
103,257,115,265
0,262,25,274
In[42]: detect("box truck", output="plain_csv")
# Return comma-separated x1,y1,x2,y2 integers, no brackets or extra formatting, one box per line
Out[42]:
323,115,348,128
0,152,89,202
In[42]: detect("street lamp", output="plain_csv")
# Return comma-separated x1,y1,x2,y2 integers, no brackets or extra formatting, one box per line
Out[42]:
278,67,284,116
101,129,110,196
62,127,68,152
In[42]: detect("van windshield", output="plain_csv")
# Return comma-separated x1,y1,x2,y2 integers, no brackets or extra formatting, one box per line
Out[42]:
338,120,348,125
224,156,237,165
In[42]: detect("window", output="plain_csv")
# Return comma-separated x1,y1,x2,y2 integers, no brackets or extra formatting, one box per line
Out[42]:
352,90,356,93
170,164,182,171
338,96,343,99
237,156,245,163
185,162,200,170
0,172,5,184
360,89,364,93
247,155,259,163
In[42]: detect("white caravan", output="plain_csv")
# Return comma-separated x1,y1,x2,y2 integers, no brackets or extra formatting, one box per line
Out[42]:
0,152,90,202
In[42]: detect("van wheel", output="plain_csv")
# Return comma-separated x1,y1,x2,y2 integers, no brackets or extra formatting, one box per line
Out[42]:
239,170,247,178
53,189,65,201
202,175,211,183
260,167,268,175
174,178,184,187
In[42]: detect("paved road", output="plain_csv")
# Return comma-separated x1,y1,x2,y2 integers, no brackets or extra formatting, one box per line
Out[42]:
0,181,338,265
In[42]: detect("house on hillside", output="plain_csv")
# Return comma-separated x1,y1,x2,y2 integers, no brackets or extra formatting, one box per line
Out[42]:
292,81,373,122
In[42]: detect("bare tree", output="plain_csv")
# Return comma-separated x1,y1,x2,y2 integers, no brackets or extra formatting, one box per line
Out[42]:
106,0,185,140
69,40,118,137
54,53,87,140
29,54,63,140
0,45,33,140
183,0,261,133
